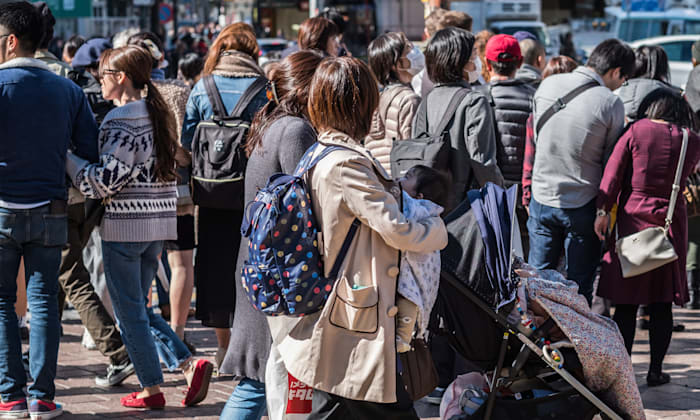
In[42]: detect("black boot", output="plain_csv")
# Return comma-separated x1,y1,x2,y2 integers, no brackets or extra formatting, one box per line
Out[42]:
689,270,700,310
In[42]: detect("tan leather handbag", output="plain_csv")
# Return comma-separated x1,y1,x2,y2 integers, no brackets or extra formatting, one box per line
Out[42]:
615,128,688,278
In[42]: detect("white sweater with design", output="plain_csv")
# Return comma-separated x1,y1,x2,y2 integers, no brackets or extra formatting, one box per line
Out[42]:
67,100,177,242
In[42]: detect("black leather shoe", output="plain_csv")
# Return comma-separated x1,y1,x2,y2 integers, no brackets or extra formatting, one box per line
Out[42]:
647,371,670,387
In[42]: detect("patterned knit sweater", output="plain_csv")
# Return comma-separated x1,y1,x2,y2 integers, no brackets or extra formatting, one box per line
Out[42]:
66,100,177,242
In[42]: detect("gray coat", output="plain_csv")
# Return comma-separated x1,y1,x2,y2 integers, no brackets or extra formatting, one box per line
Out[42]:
414,81,504,206
532,67,625,209
219,115,316,381
616,78,678,122
687,66,700,115
477,79,535,183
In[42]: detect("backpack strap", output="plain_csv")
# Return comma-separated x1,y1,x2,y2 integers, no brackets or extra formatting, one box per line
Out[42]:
202,75,227,120
327,218,361,280
413,94,430,134
434,88,470,135
414,88,470,136
293,143,363,177
535,81,599,134
230,76,268,119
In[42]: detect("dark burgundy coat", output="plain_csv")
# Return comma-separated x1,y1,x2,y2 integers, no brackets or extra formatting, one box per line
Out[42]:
596,119,700,306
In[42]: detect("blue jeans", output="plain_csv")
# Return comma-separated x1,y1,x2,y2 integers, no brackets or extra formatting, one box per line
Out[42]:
527,199,601,304
220,378,266,420
0,205,66,401
156,252,170,307
101,240,191,388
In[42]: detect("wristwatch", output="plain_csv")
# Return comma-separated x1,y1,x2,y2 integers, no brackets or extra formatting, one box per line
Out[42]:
596,209,608,217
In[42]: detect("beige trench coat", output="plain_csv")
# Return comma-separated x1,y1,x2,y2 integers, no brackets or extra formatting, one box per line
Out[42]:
270,130,448,404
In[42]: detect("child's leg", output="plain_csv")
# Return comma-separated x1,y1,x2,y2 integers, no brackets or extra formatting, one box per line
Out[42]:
395,296,418,353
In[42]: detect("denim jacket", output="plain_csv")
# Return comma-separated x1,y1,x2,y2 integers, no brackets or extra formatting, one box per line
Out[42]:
181,75,268,151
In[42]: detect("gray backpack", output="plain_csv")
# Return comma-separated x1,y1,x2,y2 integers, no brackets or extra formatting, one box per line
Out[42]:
390,88,469,178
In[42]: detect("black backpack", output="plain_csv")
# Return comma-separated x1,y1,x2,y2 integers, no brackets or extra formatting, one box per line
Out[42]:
390,88,469,178
191,75,267,210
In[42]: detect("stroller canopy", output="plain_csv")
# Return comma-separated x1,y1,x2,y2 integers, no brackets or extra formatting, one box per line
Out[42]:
441,183,519,311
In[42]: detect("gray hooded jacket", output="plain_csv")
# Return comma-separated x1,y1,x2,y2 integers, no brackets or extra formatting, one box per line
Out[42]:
414,81,504,206
615,78,678,122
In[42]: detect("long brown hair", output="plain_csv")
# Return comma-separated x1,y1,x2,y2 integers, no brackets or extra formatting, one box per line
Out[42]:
297,17,338,53
203,23,259,75
246,50,324,156
308,57,379,140
99,46,178,182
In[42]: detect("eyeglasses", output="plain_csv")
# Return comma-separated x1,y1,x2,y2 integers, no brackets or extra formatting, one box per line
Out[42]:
98,69,120,81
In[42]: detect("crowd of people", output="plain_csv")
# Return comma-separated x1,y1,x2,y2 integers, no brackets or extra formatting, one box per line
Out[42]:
1,0,700,419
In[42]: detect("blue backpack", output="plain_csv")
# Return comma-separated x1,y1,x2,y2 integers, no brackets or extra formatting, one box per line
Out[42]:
240,143,360,316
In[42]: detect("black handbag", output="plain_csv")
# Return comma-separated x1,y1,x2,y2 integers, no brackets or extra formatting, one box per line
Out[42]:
398,338,439,401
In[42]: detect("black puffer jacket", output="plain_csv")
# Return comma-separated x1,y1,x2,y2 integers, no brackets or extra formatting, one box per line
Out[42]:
477,78,535,183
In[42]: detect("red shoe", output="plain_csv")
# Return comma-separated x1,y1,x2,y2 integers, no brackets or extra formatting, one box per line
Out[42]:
182,359,213,406
120,392,165,409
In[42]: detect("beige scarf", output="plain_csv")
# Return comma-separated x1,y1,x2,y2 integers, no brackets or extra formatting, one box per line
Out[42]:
212,50,264,79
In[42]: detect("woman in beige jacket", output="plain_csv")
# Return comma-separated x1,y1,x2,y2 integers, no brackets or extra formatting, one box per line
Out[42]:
365,32,421,176
269,57,447,417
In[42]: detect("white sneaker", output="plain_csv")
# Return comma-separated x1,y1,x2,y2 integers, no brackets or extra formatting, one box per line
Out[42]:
81,329,96,351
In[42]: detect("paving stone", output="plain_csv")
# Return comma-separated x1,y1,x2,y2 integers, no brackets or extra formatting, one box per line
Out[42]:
41,306,700,418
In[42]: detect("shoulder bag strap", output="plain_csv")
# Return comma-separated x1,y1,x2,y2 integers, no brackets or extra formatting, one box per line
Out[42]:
202,75,227,120
433,88,470,136
665,127,689,233
230,76,268,119
535,81,599,135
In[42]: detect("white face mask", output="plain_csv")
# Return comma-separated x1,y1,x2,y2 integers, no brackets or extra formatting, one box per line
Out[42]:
467,56,482,84
405,46,425,76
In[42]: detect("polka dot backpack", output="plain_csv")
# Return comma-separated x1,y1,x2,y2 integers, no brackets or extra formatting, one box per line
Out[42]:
240,143,360,316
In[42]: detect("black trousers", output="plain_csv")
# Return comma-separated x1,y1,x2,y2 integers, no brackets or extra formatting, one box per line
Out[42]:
308,365,418,420
194,207,243,329
613,302,672,374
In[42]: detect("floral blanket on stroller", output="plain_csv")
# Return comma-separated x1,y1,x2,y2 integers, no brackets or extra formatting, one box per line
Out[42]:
518,262,646,420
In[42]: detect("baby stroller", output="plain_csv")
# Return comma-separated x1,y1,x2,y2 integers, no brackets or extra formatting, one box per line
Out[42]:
431,184,627,420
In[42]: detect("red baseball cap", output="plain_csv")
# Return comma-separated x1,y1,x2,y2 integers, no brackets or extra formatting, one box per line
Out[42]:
485,34,522,62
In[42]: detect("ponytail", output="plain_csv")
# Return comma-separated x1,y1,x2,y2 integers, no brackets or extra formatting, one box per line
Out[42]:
145,80,178,182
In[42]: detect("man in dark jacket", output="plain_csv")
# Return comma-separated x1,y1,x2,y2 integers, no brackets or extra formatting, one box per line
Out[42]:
0,3,98,418
477,34,535,254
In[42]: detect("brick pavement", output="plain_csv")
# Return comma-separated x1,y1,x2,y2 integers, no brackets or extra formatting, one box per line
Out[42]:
43,307,700,419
